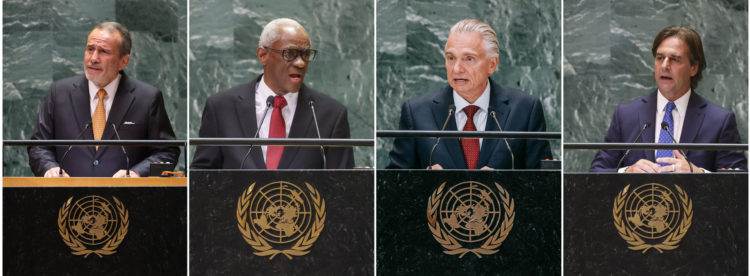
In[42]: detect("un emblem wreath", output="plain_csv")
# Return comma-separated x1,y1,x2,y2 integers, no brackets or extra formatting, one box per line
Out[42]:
58,195,130,258
236,181,326,260
613,183,693,253
427,181,515,258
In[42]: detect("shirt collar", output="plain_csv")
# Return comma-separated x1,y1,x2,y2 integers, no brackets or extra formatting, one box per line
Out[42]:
88,73,121,101
257,75,299,107
452,79,491,114
656,89,691,114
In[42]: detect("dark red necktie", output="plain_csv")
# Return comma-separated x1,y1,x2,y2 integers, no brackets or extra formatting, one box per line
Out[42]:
266,96,287,169
461,105,480,169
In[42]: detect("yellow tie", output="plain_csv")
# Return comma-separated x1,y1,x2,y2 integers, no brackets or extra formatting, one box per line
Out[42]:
92,89,107,150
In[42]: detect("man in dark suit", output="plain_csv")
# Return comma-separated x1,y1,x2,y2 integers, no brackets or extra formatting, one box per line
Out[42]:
387,19,552,169
590,26,747,172
28,22,179,177
190,18,354,169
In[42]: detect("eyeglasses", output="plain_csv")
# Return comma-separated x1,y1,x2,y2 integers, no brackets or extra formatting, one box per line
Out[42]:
263,47,318,62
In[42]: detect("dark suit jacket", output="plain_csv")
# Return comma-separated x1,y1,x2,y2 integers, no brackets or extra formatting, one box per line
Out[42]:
590,90,747,172
190,74,354,169
28,72,180,177
387,78,552,169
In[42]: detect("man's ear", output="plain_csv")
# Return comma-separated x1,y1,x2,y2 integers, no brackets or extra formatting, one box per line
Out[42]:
118,54,131,71
257,47,268,66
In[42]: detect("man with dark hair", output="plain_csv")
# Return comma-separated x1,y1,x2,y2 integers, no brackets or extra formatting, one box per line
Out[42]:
28,22,179,177
590,26,746,172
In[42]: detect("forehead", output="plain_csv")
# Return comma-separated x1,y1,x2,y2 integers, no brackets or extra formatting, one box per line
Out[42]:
270,25,311,49
87,29,121,48
445,32,485,56
656,36,690,56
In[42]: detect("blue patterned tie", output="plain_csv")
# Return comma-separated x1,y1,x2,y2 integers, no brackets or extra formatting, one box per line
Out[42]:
656,102,676,166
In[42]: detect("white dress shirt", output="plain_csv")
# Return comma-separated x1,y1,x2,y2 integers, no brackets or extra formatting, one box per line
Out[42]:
453,80,491,147
87,73,121,118
255,76,298,161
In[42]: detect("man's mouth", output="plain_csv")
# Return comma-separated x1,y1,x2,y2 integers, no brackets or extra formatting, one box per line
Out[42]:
659,75,673,81
289,73,303,82
87,66,102,72
454,78,469,83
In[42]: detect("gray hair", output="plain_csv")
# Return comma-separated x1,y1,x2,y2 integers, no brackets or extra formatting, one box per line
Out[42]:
258,18,307,48
448,19,499,58
93,22,131,57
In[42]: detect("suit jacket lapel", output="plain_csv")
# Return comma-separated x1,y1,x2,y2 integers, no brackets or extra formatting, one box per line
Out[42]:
679,92,706,153
70,76,96,156
638,91,658,162
97,73,135,159
236,76,265,169
431,87,465,169
478,80,508,167
278,85,314,169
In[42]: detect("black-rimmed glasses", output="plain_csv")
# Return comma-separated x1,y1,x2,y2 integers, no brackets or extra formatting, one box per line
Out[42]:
263,46,318,62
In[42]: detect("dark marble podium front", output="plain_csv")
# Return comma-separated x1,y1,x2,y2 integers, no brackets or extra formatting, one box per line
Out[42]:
3,178,187,275
377,170,561,275
190,170,374,275
564,173,748,274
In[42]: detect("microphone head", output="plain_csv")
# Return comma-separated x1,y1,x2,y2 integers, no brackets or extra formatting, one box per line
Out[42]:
308,99,315,107
661,121,669,130
266,95,275,106
644,122,651,129
448,104,456,113
488,106,496,115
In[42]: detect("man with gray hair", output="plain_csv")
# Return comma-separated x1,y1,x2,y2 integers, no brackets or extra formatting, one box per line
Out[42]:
191,18,354,169
29,21,179,177
388,19,552,169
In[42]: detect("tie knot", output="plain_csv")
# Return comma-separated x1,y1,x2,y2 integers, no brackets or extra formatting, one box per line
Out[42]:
463,105,479,118
665,101,675,113
97,89,107,99
273,95,287,109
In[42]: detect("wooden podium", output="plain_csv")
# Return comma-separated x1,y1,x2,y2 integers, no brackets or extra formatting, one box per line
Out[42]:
4,177,186,187
3,177,187,275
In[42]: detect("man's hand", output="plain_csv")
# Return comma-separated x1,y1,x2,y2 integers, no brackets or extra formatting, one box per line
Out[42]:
656,150,702,173
44,167,69,177
426,164,444,170
625,159,661,173
112,170,140,178
480,166,493,170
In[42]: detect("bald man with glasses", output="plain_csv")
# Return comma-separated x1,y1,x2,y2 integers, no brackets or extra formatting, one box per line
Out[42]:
191,18,354,169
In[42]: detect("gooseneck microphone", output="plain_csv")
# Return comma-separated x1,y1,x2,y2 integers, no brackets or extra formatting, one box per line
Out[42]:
240,96,275,169
59,122,91,176
308,100,327,169
488,107,515,170
110,123,131,177
661,122,693,173
427,105,456,169
616,122,651,170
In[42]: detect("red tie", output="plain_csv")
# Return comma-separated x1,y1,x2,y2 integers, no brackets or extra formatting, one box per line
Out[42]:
461,105,480,169
266,96,287,169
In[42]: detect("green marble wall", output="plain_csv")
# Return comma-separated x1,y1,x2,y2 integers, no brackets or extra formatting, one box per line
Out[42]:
564,0,748,172
376,0,562,168
3,0,188,176
189,0,375,167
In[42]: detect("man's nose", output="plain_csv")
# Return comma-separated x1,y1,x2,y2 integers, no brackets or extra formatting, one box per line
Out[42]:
453,60,464,73
90,51,100,63
660,58,670,70
292,55,307,68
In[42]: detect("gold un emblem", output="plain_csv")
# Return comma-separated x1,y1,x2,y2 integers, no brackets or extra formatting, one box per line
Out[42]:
236,181,325,260
58,195,129,258
613,183,693,253
427,181,515,258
